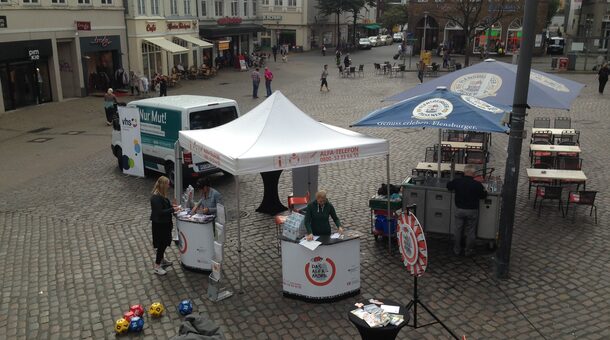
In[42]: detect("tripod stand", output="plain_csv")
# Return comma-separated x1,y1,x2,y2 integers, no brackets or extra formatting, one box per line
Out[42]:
405,275,459,339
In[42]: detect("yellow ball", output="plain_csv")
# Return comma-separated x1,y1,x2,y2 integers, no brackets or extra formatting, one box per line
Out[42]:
114,318,129,334
148,302,165,318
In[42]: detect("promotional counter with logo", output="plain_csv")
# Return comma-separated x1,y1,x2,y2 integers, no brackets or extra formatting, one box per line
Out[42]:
279,233,360,302
176,216,215,271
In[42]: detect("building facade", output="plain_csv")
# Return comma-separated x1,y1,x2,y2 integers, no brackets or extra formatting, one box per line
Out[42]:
577,0,610,53
0,0,128,113
124,0,213,80
406,0,549,56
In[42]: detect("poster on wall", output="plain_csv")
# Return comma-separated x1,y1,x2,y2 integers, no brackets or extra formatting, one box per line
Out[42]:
118,107,145,177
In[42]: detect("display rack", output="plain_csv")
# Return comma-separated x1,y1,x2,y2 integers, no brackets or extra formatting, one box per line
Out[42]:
207,204,233,302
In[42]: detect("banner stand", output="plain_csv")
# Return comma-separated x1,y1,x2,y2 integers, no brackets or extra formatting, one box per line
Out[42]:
207,204,233,302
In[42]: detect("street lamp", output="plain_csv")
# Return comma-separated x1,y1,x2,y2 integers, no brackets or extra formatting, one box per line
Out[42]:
421,11,429,56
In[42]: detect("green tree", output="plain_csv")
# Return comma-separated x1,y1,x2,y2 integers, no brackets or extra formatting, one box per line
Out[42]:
317,0,348,46
344,0,377,46
379,5,408,33
546,0,560,26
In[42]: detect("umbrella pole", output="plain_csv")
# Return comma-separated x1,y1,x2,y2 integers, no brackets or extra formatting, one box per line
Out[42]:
235,175,243,294
386,154,391,254
437,129,442,184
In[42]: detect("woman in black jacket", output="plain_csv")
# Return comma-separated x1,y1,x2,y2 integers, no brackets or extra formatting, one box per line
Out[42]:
150,176,179,275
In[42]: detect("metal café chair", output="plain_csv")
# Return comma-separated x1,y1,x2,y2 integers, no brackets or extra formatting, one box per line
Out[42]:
465,147,486,165
349,66,356,78
565,191,598,224
557,130,580,146
357,64,365,77
533,117,551,128
556,157,582,170
424,147,436,162
374,63,381,75
533,185,564,217
531,131,553,145
528,163,554,199
554,117,571,129
444,130,465,142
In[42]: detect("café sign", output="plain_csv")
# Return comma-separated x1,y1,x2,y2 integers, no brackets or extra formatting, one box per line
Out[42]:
217,17,242,25
167,21,193,30
75,21,91,31
29,49,40,61
90,36,113,48
263,15,282,21
146,22,157,32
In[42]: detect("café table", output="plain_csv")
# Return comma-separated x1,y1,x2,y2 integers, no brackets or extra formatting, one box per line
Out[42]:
532,128,576,136
440,141,483,150
526,168,587,186
416,162,466,173
347,299,410,340
529,144,581,154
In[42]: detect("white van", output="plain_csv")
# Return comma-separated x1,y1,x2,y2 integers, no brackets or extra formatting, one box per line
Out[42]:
111,95,240,184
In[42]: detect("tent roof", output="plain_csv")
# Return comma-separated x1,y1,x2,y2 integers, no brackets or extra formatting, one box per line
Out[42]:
179,91,389,175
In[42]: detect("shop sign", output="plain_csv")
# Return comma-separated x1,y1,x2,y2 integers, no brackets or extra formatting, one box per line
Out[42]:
0,16,7,29
217,41,230,51
90,36,113,48
28,49,40,61
167,21,192,30
217,17,242,25
146,22,157,32
75,21,91,31
263,15,282,21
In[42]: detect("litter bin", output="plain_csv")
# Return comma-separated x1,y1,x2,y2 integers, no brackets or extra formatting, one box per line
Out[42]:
551,57,558,69
567,53,577,71
512,54,519,65
558,57,569,71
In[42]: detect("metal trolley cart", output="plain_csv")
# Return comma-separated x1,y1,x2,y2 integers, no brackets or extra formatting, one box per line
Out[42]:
369,196,416,240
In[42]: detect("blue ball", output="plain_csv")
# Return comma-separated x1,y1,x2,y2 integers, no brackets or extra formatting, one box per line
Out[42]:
129,316,144,332
177,300,193,315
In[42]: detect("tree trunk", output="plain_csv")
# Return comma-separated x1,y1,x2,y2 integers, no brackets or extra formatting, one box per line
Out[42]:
337,12,341,49
352,12,358,46
464,29,471,67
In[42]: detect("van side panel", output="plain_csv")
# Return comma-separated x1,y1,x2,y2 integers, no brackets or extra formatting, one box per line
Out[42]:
138,105,183,150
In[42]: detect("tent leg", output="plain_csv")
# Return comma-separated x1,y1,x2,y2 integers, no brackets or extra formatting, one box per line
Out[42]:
437,129,442,184
235,175,242,294
386,154,391,254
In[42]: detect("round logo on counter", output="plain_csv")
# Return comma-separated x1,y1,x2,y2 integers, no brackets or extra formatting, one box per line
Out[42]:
412,98,453,120
397,212,428,277
530,72,569,92
178,231,187,254
460,95,505,114
305,256,336,286
451,73,502,98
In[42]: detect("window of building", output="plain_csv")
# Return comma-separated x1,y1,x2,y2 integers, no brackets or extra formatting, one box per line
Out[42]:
184,0,191,15
51,0,66,3
261,0,268,5
78,0,91,4
274,0,281,6
252,0,256,14
243,1,248,16
142,42,162,81
0,0,8,3
23,0,39,3
214,0,223,16
101,0,112,4
201,0,207,16
137,0,145,14
230,0,238,16
150,0,158,14
170,0,178,15
287,0,295,6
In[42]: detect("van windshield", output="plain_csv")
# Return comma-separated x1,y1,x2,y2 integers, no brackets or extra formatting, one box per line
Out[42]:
189,106,238,130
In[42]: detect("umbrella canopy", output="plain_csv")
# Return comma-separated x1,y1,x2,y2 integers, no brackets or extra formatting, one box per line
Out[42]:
385,59,585,110
354,87,511,133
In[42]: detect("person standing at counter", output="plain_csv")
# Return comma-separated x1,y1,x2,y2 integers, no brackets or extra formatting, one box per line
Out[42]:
191,178,222,215
150,176,180,275
304,191,344,241
446,165,487,256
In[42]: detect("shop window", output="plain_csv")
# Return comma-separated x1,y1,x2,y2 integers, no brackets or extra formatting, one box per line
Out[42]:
170,0,178,15
287,0,295,6
137,0,145,14
142,42,162,81
252,0,256,15
473,24,502,53
151,0,159,14
200,0,207,16
184,0,191,15
506,19,522,55
243,1,248,16
214,0,223,16
230,0,238,16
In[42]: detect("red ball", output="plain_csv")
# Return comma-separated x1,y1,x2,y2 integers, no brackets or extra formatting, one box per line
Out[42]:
130,304,145,317
123,311,135,322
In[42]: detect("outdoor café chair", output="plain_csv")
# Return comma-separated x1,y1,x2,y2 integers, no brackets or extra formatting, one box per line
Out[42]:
533,117,551,128
531,155,554,168
533,186,564,217
287,191,310,212
531,132,553,145
465,147,486,164
358,64,364,77
554,117,571,129
565,191,597,224
425,147,436,162
556,157,582,170
473,167,494,183
528,163,553,198
374,63,381,75
349,66,356,77
465,131,487,144
557,130,580,146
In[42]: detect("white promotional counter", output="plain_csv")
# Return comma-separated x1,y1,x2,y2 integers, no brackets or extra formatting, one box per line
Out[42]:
280,233,360,302
176,216,215,271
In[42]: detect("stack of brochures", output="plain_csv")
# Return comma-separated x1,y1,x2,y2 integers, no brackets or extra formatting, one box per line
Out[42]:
282,212,306,240
350,302,404,328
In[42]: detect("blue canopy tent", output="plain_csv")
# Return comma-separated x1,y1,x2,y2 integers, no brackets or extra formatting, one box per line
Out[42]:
353,87,511,180
385,59,585,110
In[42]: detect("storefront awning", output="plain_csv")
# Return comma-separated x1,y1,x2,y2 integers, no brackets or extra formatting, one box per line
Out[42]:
364,24,381,30
175,35,213,49
199,24,266,38
144,37,189,54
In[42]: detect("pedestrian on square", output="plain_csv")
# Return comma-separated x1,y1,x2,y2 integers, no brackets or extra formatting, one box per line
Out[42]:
322,44,326,56
343,53,351,69
272,45,278,62
335,50,341,67
159,76,167,97
417,60,425,83
264,67,273,97
598,63,609,94
103,88,118,126
129,71,140,96
251,67,261,98
446,165,487,256
320,64,329,92
150,176,180,276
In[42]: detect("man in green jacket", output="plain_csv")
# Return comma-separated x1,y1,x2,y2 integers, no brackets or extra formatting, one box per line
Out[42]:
304,191,344,240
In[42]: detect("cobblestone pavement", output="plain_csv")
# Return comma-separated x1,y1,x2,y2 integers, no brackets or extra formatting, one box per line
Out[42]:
1,45,609,339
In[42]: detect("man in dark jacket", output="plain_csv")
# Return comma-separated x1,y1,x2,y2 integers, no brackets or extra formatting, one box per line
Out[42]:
304,191,343,240
447,165,487,256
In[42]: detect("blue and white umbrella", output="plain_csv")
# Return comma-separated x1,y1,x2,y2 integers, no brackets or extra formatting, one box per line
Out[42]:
384,59,585,110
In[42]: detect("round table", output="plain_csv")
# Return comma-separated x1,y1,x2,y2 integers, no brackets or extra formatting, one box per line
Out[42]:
347,299,410,340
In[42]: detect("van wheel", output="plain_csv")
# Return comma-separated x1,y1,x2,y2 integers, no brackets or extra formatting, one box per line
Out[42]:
115,146,123,170
165,161,175,187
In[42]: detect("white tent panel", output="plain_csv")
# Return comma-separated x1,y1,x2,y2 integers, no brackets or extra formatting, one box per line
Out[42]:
178,91,389,175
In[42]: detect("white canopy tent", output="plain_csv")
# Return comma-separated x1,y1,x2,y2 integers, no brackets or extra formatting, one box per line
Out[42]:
177,91,391,292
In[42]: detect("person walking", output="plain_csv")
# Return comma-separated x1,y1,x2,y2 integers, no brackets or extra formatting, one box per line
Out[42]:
150,176,180,275
322,44,326,56
598,63,609,94
320,64,329,91
251,67,261,98
343,53,351,69
272,45,278,62
446,165,487,256
417,60,425,83
103,88,118,126
159,76,167,97
335,49,341,67
264,67,273,97
129,71,140,96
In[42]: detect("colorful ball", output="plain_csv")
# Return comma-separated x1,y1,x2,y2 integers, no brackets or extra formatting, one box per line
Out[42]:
129,316,144,332
177,300,193,315
123,311,135,322
114,318,129,334
130,304,144,317
148,302,165,318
